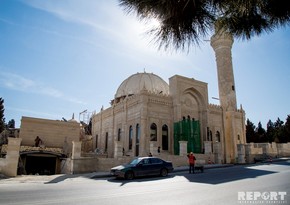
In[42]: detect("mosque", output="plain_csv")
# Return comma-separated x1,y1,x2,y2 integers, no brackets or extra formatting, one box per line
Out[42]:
91,31,246,164
0,31,250,177
3,31,290,177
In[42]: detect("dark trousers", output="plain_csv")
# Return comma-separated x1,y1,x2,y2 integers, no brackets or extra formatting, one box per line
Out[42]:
189,163,195,173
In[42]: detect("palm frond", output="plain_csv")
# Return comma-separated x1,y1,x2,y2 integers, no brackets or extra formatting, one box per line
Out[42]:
119,0,290,50
120,0,216,51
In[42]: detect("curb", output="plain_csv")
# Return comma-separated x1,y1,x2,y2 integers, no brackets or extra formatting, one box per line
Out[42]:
91,164,234,179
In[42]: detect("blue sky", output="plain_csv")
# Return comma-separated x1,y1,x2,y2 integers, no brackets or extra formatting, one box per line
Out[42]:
0,0,289,128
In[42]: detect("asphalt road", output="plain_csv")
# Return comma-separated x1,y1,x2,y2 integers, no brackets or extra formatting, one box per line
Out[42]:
0,161,289,205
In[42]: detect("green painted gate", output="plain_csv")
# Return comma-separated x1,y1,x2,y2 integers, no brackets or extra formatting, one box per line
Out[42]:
174,119,201,155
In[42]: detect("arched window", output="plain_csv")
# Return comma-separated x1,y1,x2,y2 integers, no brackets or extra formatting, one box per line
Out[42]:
150,123,157,141
216,131,220,142
136,124,140,156
162,124,168,150
129,126,133,150
118,128,121,141
105,132,108,152
136,124,140,144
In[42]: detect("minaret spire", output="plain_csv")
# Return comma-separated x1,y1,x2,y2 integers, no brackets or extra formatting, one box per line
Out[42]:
210,30,237,111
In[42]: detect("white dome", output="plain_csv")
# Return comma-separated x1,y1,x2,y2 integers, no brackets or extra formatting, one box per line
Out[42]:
115,72,169,99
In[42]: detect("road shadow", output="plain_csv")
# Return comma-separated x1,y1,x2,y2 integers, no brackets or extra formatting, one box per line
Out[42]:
45,174,91,184
177,164,278,185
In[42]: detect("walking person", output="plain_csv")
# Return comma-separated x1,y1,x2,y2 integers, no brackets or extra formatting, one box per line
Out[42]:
187,152,196,174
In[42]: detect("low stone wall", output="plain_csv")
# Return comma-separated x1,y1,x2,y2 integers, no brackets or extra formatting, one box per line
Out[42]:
62,155,133,174
239,142,290,163
277,143,290,156
64,152,213,174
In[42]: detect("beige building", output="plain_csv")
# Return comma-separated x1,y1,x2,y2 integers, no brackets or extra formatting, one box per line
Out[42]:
2,31,290,176
92,72,246,164
17,116,80,175
91,31,247,164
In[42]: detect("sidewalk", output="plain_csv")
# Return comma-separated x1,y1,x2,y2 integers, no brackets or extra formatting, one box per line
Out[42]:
89,157,290,178
0,163,233,183
1,157,288,183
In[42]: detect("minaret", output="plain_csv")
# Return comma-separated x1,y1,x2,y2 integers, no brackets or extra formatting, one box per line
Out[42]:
210,31,237,111
211,31,238,163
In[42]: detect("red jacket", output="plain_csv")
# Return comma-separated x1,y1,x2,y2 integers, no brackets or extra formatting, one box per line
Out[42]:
188,154,195,164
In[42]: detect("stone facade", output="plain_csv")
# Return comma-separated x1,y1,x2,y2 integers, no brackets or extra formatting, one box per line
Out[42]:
91,31,247,164
16,117,81,175
91,73,246,164
19,116,80,153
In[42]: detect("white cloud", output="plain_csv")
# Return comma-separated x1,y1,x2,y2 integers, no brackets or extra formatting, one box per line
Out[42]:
23,0,113,33
22,0,194,63
0,71,86,105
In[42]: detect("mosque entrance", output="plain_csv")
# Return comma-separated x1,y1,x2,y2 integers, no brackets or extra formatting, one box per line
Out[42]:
24,154,57,175
173,119,201,155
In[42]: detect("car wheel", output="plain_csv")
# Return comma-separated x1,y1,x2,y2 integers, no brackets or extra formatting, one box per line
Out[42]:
125,171,134,180
160,168,168,177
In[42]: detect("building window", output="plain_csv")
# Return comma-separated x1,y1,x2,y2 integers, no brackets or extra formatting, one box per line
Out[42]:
162,124,168,150
136,124,140,144
105,132,108,152
237,134,240,141
118,128,121,141
129,126,133,150
216,131,220,142
136,124,140,156
150,123,157,141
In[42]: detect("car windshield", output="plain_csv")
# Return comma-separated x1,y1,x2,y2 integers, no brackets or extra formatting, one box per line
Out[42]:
129,158,142,165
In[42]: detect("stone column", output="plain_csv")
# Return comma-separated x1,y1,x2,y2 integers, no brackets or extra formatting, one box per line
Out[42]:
244,144,252,163
213,142,223,164
179,141,188,156
237,144,246,164
72,141,82,159
4,137,22,177
204,141,213,154
71,141,82,174
150,141,158,156
114,140,123,158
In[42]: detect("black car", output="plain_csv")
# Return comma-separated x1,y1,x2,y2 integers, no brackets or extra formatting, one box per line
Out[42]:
111,157,174,180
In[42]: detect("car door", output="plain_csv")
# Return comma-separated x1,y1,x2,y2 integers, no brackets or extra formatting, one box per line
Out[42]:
149,158,163,175
141,158,153,176
135,158,151,177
